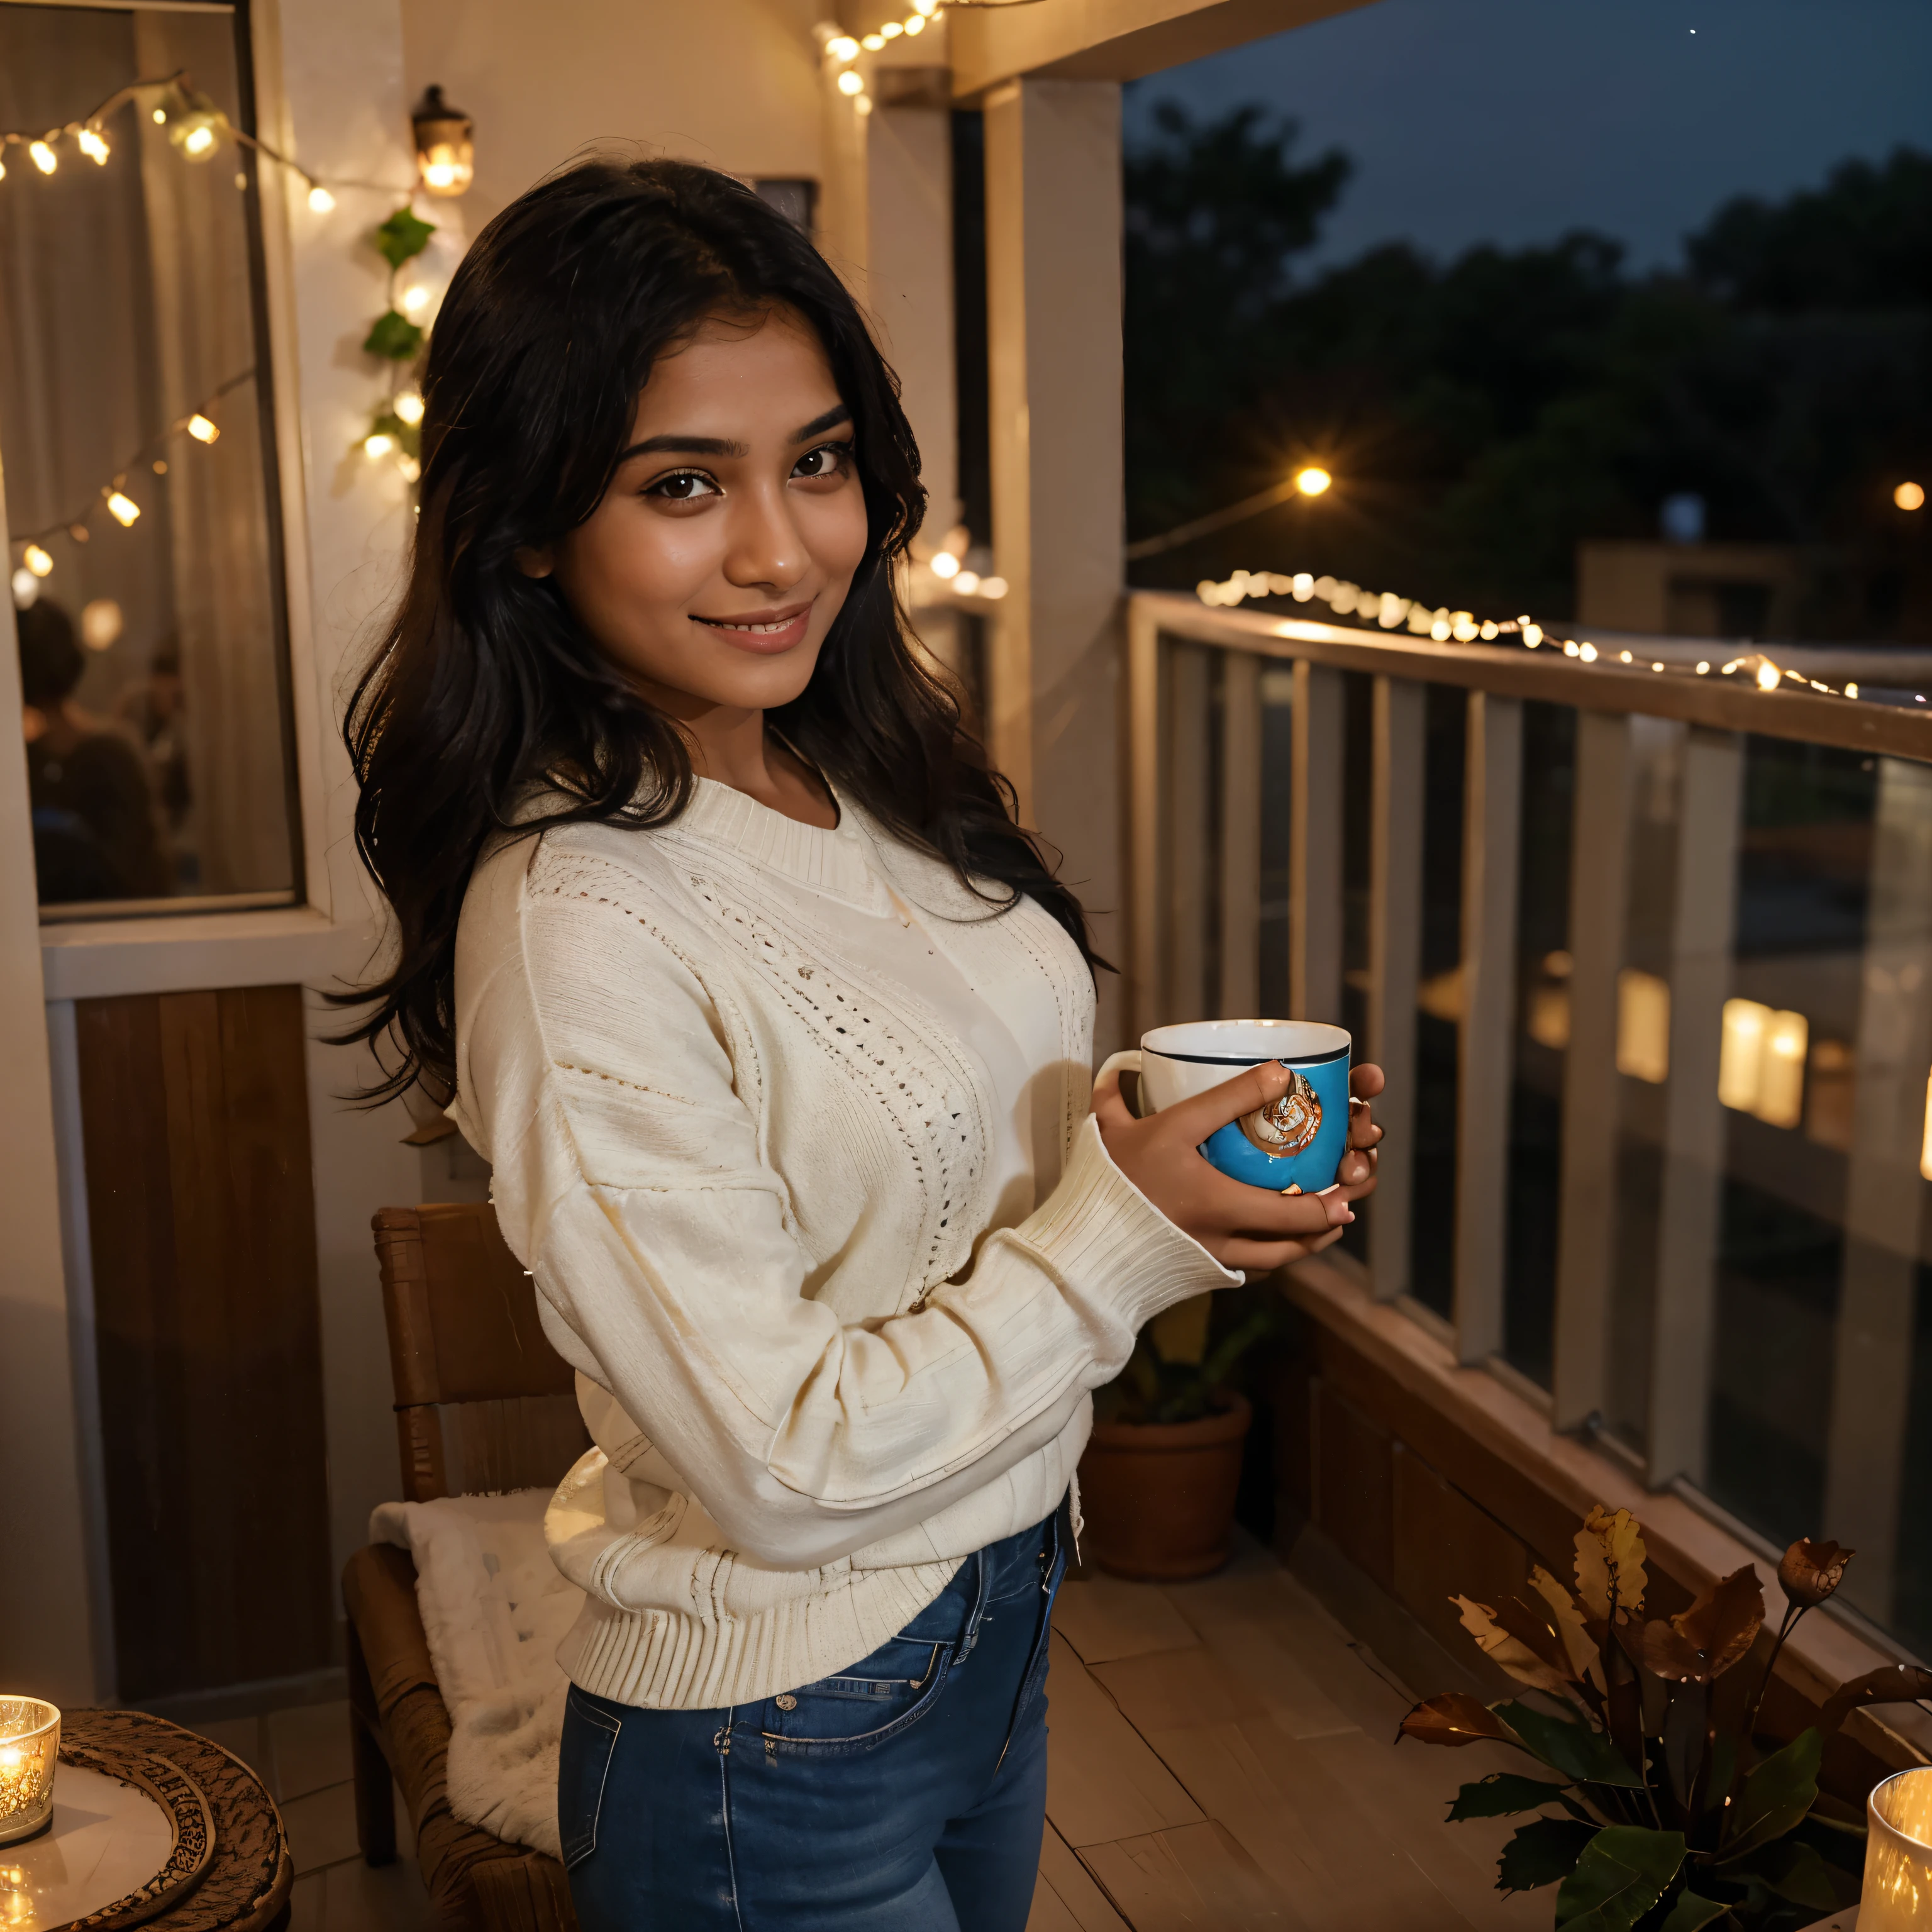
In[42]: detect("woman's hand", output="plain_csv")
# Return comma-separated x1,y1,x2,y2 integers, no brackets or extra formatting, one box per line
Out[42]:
1092,1060,1385,1275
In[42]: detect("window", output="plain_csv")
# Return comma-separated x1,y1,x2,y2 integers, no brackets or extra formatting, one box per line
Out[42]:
3,2,299,918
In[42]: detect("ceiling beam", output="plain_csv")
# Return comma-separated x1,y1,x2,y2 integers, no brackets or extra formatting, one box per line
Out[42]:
948,0,1380,100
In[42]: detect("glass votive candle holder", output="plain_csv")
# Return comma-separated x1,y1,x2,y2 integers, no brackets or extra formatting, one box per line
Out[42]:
0,1701,58,1846
1865,1765,1932,1928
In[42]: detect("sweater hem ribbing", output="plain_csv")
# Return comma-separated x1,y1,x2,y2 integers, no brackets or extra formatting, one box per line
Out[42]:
555,1554,965,1710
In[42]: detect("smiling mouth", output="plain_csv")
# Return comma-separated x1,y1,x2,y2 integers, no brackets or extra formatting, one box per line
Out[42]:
692,601,811,636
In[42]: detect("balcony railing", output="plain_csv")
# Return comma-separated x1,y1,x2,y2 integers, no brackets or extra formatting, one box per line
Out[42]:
1124,587,1932,1658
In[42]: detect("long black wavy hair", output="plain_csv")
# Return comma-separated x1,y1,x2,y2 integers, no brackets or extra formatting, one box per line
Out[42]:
336,156,1097,1101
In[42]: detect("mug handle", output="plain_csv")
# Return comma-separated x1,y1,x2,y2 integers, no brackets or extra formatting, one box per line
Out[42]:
1095,1049,1145,1118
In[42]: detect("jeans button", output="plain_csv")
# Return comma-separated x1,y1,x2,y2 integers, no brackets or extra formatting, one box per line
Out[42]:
775,1693,797,1711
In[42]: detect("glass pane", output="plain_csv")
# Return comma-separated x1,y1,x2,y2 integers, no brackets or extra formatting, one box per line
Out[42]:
2,4,297,918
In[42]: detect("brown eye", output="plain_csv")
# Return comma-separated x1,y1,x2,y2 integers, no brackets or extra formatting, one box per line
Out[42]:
792,442,852,480
647,470,718,501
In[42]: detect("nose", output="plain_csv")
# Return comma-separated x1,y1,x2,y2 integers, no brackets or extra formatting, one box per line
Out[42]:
723,478,810,595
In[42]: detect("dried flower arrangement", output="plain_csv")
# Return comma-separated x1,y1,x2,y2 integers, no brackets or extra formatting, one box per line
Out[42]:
1399,1506,1932,1929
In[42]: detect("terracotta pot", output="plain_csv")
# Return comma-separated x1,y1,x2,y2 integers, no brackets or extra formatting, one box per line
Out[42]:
1076,1392,1253,1580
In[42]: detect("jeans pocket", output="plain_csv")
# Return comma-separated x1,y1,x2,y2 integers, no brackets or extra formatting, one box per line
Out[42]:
761,1636,950,1757
557,1685,623,1869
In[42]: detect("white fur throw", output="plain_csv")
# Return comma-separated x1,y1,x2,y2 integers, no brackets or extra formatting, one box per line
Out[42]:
371,1490,582,1860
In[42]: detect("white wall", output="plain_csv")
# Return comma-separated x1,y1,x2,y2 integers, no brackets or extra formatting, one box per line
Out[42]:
399,0,827,237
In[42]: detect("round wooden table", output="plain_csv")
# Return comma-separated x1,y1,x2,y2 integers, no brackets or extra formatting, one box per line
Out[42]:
1,1709,292,1932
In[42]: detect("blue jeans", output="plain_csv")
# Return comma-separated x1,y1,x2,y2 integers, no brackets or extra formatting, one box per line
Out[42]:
558,1511,1066,1931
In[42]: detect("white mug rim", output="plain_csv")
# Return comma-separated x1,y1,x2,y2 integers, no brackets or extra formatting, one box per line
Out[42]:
1141,1019,1350,1067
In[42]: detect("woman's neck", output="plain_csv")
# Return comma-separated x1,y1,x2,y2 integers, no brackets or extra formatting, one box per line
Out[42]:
680,703,836,831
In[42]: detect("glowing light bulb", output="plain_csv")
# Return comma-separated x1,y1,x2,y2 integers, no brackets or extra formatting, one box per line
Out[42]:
1522,623,1542,647
880,19,902,35
1696,660,1710,674
930,551,960,579
979,576,1009,599
30,140,57,175
854,94,873,115
1579,642,1597,662
953,570,981,596
398,456,421,482
1897,481,1926,511
1756,660,1780,692
11,568,37,608
184,125,215,156
23,545,52,578
862,32,886,48
186,413,219,443
1620,650,1633,662
914,0,937,12
153,108,167,124
827,34,860,59
1564,640,1579,657
1294,465,1331,496
77,128,109,164
904,13,926,31
837,69,865,94
394,390,425,426
365,432,396,458
105,491,140,527
308,184,335,213
401,284,431,314
1846,682,1860,700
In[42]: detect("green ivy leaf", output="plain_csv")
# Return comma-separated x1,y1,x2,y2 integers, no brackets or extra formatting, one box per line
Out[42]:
1553,1825,1685,1931
363,310,426,362
375,206,435,268
1499,1818,1599,1892
1717,1728,1821,1862
1449,1772,1574,1821
1657,1887,1729,1931
1495,1701,1646,1788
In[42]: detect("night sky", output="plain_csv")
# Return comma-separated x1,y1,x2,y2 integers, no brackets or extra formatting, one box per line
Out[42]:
1125,0,1932,272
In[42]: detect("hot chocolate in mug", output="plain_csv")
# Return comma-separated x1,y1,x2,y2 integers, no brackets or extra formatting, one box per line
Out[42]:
1096,1019,1353,1193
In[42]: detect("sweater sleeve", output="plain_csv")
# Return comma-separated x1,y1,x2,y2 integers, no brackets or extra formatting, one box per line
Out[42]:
457,863,1235,1571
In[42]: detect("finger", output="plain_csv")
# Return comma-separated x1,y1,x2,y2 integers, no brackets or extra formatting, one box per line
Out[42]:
1350,1063,1386,1101
1090,1063,1136,1134
1336,1147,1375,1189
1163,1059,1293,1144
1204,1174,1353,1239
1346,1101,1384,1150
1216,1226,1346,1274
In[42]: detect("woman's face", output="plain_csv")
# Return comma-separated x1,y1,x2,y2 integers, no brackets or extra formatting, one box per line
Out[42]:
521,306,870,721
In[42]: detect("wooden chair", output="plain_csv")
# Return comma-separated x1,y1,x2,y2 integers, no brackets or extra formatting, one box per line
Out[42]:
342,1204,590,1932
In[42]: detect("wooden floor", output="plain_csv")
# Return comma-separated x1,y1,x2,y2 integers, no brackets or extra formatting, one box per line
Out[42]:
1030,1539,1548,1932
209,1535,1551,1930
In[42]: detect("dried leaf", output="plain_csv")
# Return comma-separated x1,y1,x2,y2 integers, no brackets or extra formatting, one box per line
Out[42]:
1493,1596,1587,1682
1817,1663,1932,1738
1638,1617,1710,1683
1673,1565,1765,1679
1575,1506,1648,1624
1530,1565,1606,1690
1455,1595,1574,1695
1401,1691,1523,1749
1779,1538,1854,1609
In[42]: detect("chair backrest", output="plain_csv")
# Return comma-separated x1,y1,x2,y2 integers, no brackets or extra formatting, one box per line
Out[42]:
372,1204,590,1501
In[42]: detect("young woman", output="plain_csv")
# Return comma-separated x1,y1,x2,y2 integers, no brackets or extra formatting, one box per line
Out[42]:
341,157,1383,1932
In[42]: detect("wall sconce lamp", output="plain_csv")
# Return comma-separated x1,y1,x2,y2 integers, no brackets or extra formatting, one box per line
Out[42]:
411,86,474,197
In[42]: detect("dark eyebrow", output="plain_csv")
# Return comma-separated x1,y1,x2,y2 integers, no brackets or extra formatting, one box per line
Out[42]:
613,406,852,470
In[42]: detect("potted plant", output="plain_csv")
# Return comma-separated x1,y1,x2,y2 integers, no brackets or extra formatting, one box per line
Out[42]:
1077,1292,1281,1580
1399,1502,1932,1929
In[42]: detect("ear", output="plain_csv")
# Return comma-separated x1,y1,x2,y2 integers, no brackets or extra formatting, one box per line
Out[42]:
514,544,555,580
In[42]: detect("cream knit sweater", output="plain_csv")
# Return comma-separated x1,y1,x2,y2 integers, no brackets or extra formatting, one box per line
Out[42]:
449,779,1234,1711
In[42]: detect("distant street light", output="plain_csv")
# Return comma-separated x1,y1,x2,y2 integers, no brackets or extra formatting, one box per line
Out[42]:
1295,466,1333,497
1897,481,1926,511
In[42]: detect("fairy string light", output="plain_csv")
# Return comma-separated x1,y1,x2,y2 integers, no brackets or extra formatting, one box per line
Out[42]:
1193,565,1899,706
5,68,435,596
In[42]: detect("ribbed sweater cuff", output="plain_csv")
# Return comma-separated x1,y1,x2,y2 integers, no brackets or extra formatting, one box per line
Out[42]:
1018,1115,1239,1335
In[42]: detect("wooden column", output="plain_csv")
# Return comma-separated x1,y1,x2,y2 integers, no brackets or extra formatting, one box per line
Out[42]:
1645,728,1743,1488
1290,662,1345,1024
1218,653,1263,1020
1552,711,1635,1431
1367,676,1424,1302
1454,692,1523,1363
1823,755,1932,1619
1167,647,1213,1025
982,77,1126,1046
1126,600,1163,1043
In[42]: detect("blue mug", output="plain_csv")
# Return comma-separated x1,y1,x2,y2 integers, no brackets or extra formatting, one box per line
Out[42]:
1096,1019,1353,1192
